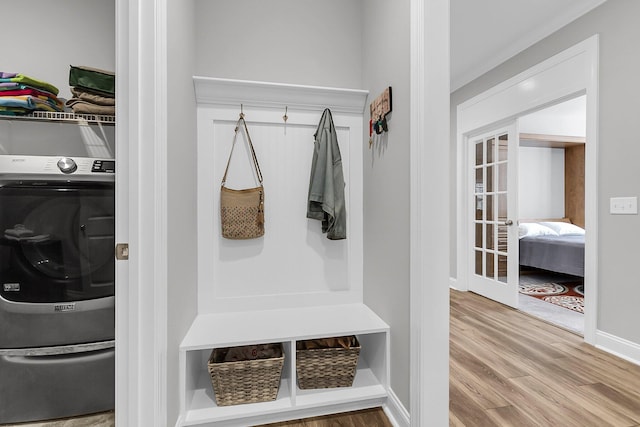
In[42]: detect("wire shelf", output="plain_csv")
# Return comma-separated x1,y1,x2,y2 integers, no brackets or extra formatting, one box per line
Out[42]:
0,111,115,124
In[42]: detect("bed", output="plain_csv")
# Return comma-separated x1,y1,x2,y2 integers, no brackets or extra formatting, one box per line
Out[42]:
518,219,585,277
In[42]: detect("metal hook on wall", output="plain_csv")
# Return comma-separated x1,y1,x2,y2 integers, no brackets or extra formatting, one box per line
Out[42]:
240,104,245,119
283,106,288,135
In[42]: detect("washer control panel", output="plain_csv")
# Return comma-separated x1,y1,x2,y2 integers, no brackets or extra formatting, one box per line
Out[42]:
0,156,115,180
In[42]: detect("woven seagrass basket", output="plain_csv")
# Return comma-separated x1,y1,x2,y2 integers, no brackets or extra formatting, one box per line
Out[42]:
296,336,360,390
207,343,284,406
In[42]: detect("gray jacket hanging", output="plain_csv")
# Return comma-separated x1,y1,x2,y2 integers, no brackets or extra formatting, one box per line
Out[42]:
307,108,346,240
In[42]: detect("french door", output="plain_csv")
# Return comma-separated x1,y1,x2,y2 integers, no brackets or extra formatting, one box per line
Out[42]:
468,123,519,307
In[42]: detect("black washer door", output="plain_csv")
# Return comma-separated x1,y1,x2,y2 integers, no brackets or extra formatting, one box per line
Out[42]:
0,181,114,303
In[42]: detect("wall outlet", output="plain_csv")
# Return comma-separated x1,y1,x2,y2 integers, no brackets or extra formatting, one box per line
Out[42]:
610,197,638,214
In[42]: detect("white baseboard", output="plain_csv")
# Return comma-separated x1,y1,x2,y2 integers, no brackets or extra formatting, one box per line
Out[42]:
449,276,463,291
383,388,410,427
595,330,640,367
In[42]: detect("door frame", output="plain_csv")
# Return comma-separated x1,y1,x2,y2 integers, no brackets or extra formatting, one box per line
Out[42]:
409,0,450,425
115,0,169,425
456,35,599,344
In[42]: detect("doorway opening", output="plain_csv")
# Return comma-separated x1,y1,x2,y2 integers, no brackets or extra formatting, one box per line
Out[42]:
516,96,586,335
456,35,598,344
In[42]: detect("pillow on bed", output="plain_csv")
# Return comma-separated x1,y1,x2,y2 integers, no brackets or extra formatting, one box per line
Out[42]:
518,222,559,239
539,221,585,236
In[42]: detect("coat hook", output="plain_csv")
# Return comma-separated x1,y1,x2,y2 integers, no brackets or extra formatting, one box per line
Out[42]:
283,106,288,135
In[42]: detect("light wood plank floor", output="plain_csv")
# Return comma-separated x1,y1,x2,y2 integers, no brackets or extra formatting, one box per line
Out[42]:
1,411,113,427
255,407,392,427
451,289,640,426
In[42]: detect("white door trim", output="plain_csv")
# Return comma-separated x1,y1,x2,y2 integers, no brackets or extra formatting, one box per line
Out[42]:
114,0,134,424
410,0,450,425
115,0,169,425
456,35,599,344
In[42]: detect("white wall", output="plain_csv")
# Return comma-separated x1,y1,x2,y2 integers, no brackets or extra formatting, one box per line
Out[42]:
519,95,587,137
362,0,411,410
452,0,640,348
2,0,115,101
518,147,565,219
166,0,198,425
518,96,586,222
194,0,363,89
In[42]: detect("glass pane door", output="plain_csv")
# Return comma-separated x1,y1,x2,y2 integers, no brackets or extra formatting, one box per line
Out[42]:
469,124,518,307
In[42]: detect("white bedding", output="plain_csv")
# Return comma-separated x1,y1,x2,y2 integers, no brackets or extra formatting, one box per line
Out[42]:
518,221,585,277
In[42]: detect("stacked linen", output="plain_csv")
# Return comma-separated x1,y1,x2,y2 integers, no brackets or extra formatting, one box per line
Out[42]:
0,72,63,116
66,66,115,116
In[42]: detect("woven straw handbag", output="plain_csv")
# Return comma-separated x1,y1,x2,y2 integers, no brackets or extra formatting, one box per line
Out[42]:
220,117,264,239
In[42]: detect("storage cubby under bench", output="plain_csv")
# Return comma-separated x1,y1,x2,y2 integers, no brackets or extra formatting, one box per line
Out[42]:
178,304,389,426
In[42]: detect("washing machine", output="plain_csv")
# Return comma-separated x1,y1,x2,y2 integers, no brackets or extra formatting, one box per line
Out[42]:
0,117,115,423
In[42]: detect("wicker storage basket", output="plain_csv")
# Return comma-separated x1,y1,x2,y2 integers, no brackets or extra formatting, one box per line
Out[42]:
296,336,360,390
207,343,284,406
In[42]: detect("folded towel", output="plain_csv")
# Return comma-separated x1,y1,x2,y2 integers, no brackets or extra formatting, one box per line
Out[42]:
66,99,115,115
70,87,115,106
0,91,63,110
0,88,54,98
0,106,31,116
0,95,63,112
69,66,115,97
0,83,59,98
0,72,59,96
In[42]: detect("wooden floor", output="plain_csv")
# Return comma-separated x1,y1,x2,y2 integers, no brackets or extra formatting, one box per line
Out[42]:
451,289,640,426
254,289,640,426
1,411,113,427
255,407,392,427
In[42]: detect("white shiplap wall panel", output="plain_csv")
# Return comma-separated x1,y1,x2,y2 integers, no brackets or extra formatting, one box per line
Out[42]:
195,78,366,314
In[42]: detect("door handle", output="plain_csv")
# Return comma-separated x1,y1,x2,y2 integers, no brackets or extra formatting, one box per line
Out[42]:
503,220,514,226
0,340,115,357
115,243,129,260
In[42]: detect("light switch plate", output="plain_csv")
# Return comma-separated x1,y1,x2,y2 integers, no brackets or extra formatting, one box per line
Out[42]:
610,197,638,214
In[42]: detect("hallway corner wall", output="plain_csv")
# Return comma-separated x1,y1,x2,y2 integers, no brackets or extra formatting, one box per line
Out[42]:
361,0,411,411
166,0,198,424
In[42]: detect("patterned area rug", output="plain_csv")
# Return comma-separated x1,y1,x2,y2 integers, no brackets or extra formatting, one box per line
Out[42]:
519,282,584,314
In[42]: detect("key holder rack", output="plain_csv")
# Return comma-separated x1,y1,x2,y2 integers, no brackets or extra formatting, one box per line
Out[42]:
369,87,392,147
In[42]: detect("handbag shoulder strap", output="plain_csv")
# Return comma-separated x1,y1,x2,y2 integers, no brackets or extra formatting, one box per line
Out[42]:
221,117,263,186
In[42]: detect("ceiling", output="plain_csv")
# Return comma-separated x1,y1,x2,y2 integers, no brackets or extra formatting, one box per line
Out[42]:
450,0,607,92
